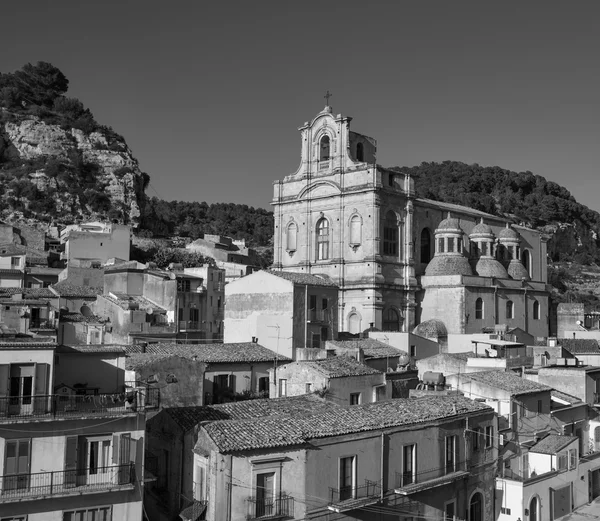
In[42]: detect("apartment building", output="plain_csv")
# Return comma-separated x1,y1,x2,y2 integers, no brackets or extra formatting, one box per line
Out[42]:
0,340,155,521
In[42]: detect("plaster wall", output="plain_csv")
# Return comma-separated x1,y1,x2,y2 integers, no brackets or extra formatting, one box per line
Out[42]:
54,352,125,393
368,332,439,360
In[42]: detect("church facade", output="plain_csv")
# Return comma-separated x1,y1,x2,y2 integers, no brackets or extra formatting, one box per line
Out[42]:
272,105,549,340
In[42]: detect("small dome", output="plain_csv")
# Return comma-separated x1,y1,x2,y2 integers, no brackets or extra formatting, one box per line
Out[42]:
498,224,519,241
436,212,463,233
425,255,473,276
413,319,448,339
470,218,494,237
475,257,509,278
508,259,531,281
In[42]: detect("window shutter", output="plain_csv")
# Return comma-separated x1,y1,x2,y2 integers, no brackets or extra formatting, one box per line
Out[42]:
228,375,236,392
120,433,131,464
0,364,9,398
112,434,120,464
130,438,137,463
5,440,17,474
64,436,78,487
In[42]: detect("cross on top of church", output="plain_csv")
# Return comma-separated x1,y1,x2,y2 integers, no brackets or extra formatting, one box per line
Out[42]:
324,90,333,106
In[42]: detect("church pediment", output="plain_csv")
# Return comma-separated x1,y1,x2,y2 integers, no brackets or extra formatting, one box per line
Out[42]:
298,181,341,200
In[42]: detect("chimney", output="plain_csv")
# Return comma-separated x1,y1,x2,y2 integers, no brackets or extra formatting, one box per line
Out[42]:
252,336,258,343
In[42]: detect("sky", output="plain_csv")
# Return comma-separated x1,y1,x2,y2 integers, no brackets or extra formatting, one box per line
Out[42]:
1,1,599,212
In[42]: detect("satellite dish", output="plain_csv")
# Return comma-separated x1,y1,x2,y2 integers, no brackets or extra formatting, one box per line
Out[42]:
80,305,93,317
576,320,582,325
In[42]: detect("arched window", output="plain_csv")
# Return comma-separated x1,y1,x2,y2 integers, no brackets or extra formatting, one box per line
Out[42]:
356,142,364,162
438,238,445,253
522,249,532,277
383,211,398,256
506,300,514,319
319,135,330,161
316,218,330,260
469,492,483,521
447,238,455,253
420,228,432,263
348,313,360,335
286,222,297,252
475,298,484,320
383,308,401,332
533,300,540,320
350,215,362,246
529,496,538,521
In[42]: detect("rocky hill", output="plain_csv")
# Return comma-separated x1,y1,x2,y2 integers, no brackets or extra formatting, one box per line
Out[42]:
0,62,148,229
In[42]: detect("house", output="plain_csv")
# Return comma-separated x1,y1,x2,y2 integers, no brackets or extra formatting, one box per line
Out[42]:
0,243,25,288
0,341,154,521
224,270,339,360
271,356,390,404
126,342,288,404
186,234,260,267
325,338,412,372
0,289,59,339
145,395,335,521
559,338,600,366
192,394,497,521
60,221,132,264
367,331,440,361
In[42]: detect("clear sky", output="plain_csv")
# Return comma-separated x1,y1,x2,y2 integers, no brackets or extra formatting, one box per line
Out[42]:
1,1,598,212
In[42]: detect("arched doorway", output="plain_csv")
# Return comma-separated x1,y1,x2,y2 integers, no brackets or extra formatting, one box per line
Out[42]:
529,496,538,521
469,492,483,521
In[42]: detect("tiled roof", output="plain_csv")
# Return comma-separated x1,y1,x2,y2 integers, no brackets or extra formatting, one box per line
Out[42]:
531,435,577,455
551,390,582,405
0,299,50,306
201,395,492,453
413,319,448,338
125,352,191,371
560,339,600,355
50,282,102,298
23,288,56,298
282,357,382,378
416,199,498,220
60,312,104,323
56,344,127,354
0,269,23,274
266,270,337,287
165,395,337,432
103,294,165,312
463,370,552,396
126,342,290,364
327,339,407,360
25,267,62,275
0,340,56,349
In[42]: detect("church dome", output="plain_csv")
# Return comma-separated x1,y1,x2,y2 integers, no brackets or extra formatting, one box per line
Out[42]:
424,255,473,276
413,319,448,339
498,225,520,241
470,219,494,237
436,213,463,233
508,259,531,281
475,257,509,278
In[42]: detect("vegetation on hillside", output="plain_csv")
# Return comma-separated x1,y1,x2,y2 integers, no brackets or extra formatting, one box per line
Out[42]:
392,161,600,263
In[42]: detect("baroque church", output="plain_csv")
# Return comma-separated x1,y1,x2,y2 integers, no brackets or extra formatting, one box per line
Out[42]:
272,104,549,340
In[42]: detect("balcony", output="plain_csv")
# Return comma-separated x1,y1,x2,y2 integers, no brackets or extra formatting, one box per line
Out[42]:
328,480,381,513
394,461,470,495
0,463,134,503
246,494,294,520
29,319,57,330
0,388,158,422
307,309,328,323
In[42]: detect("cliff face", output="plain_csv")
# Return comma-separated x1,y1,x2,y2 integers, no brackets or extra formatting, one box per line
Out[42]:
0,111,147,228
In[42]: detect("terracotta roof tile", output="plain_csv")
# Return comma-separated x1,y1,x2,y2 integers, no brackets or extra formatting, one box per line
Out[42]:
201,395,492,452
560,339,600,355
50,282,102,298
60,312,104,323
463,370,552,395
126,342,290,363
531,435,577,455
56,344,127,354
327,339,407,360
266,270,337,287
280,357,382,378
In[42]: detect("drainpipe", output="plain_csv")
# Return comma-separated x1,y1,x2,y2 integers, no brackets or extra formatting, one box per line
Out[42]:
380,431,385,502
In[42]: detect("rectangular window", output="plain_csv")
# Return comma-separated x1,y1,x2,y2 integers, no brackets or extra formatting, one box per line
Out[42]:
402,444,416,485
63,506,112,521
438,238,445,253
558,453,567,470
177,279,191,292
537,400,543,413
501,507,511,515
309,295,317,311
485,426,493,448
349,393,361,405
4,439,31,492
472,428,481,451
445,436,456,473
445,500,456,521
339,456,356,500
410,345,416,357
322,298,328,310
278,379,287,397
190,308,199,322
194,464,206,501
311,332,321,349
255,472,275,518
447,237,454,252
569,448,577,469
11,257,21,268
320,327,328,342
305,383,312,393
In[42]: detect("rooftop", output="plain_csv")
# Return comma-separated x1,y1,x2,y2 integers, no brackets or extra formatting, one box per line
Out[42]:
327,338,407,360
103,293,165,313
462,370,552,396
551,390,583,406
125,352,195,371
266,270,337,287
531,435,577,455
50,282,102,298
560,338,600,355
56,344,127,354
282,356,382,378
126,342,290,364
200,395,492,453
60,312,104,323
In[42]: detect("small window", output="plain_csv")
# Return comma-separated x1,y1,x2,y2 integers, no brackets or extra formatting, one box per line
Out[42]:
278,379,287,397
506,300,514,319
537,399,543,413
475,298,484,320
485,426,493,448
473,428,481,451
447,237,454,253
457,240,462,253
438,238,445,253
356,142,364,162
339,456,356,500
501,507,512,515
383,211,398,256
569,448,577,469
533,300,540,320
480,241,487,256
558,453,567,470
311,332,321,349
316,218,330,261
383,308,400,332
319,135,330,161
305,383,312,393
388,173,394,186
410,345,416,357
420,228,432,263
11,257,21,268
350,393,361,405
402,444,416,486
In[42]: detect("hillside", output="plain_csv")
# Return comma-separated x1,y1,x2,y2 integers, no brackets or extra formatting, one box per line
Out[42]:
0,62,148,228
391,161,600,264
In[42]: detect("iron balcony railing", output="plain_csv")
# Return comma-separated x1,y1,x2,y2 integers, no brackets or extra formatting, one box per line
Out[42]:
246,494,294,520
0,463,135,501
329,480,380,505
0,387,159,422
395,460,468,490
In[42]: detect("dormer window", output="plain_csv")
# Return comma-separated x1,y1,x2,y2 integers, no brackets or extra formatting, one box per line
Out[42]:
319,135,330,161
356,142,364,161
